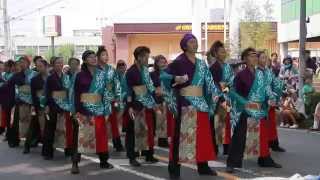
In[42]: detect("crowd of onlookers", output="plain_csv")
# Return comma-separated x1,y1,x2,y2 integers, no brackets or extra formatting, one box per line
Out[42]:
269,51,320,131
271,50,320,130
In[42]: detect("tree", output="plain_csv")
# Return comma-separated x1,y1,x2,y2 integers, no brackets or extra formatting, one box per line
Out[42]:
239,0,274,51
263,0,274,21
44,48,54,62
24,47,36,57
44,44,76,64
57,44,75,64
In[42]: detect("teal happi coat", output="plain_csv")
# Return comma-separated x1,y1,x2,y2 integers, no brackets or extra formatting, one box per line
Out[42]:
101,64,121,114
62,72,78,113
83,68,109,116
126,64,156,109
53,73,72,112
116,71,128,111
160,55,219,115
208,62,234,115
229,68,268,129
16,69,38,104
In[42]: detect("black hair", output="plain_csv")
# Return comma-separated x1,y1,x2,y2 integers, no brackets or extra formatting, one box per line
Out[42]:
5,60,15,68
116,60,126,69
241,47,256,61
96,45,107,60
33,56,43,64
153,55,166,72
257,50,266,59
271,52,278,57
37,59,49,67
133,46,150,60
49,56,57,66
283,56,293,64
209,41,224,57
81,50,96,71
51,56,63,65
68,57,80,66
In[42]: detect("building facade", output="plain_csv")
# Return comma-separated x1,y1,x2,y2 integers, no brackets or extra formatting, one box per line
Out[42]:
102,23,228,65
0,35,101,61
278,0,320,58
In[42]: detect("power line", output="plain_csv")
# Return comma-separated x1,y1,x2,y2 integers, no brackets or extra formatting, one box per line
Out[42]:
9,0,65,22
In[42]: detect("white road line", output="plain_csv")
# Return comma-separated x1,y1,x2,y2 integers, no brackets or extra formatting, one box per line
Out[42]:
154,146,169,152
154,146,277,178
56,148,166,180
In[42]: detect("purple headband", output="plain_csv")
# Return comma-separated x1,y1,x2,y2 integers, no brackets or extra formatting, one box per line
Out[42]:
180,33,197,51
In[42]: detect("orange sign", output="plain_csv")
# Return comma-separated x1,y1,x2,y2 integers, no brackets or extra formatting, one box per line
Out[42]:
175,24,227,31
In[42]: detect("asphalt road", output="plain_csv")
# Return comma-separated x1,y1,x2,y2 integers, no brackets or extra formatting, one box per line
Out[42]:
0,128,319,180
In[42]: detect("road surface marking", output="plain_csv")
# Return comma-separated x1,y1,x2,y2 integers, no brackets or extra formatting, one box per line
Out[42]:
56,148,166,180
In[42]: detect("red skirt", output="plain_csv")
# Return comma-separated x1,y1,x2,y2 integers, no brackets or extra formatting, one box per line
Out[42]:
0,107,7,129
108,102,120,139
268,107,278,142
169,107,216,163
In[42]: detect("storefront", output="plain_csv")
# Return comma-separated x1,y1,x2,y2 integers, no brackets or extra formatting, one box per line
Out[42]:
102,23,227,64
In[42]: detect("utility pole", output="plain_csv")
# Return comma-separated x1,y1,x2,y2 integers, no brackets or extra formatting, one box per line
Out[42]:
204,0,208,53
2,0,10,59
51,36,55,57
191,0,203,55
298,0,306,115
223,0,227,44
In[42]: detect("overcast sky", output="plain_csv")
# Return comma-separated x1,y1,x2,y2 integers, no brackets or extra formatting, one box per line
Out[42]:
5,0,280,37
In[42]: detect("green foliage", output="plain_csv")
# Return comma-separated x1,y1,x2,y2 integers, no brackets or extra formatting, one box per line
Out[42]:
44,44,75,64
44,48,54,62
240,22,272,50
239,0,274,51
57,44,75,64
24,47,36,56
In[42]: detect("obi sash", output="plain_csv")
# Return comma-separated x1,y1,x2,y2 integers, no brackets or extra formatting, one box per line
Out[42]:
180,86,203,97
16,69,37,104
84,69,107,116
52,90,71,112
81,93,102,104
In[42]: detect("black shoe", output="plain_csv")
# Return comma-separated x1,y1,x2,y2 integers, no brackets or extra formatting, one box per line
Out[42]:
197,162,217,176
71,163,80,174
100,161,114,169
223,144,229,155
129,159,141,167
258,157,282,168
158,138,169,148
226,166,234,173
0,128,5,135
168,163,180,179
115,144,124,152
113,138,124,152
271,146,286,152
23,147,30,154
64,148,73,157
8,142,19,148
134,151,140,157
146,156,159,163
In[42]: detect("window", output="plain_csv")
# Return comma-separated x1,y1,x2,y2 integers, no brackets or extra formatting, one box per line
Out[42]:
312,0,320,14
282,0,320,23
307,0,313,16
